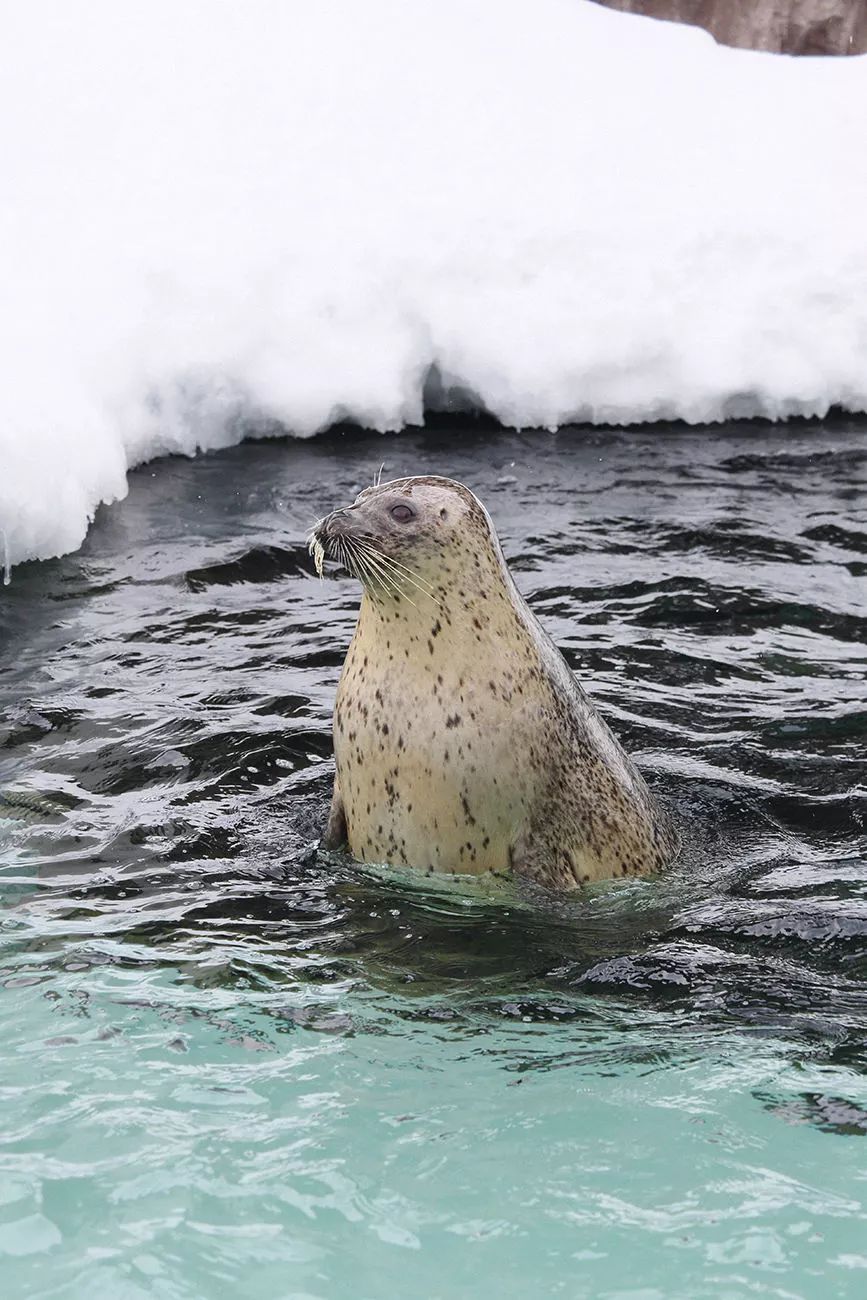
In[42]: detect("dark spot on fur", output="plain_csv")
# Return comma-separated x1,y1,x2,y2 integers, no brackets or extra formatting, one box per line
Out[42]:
461,795,476,826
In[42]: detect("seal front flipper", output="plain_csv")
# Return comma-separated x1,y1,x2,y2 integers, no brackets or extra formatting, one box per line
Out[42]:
321,777,348,850
508,831,584,891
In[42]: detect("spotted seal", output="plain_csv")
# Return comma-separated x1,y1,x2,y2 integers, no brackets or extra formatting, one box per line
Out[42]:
311,475,678,889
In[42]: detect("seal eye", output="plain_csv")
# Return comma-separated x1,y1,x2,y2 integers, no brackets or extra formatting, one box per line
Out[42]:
390,503,414,524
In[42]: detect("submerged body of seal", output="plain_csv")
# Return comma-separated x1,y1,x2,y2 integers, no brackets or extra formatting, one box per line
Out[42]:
311,476,678,889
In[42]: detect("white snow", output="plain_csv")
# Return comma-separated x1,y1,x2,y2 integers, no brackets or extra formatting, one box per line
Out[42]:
1,0,866,567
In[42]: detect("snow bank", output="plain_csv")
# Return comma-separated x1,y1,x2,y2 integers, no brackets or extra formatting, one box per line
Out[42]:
2,0,866,567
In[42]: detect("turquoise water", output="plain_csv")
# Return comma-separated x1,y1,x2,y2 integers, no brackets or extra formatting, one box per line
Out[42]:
3,959,867,1299
2,424,866,1297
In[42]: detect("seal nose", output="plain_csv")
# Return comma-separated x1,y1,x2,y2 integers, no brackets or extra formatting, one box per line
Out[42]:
322,508,351,541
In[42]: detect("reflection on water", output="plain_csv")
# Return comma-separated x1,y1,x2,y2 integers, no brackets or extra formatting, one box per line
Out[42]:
1,419,865,1297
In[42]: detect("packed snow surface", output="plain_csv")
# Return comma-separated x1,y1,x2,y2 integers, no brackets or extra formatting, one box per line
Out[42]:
2,0,867,566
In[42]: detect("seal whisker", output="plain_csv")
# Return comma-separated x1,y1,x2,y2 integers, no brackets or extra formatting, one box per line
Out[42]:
334,536,359,582
356,543,419,607
355,542,417,607
341,536,397,602
358,545,442,605
308,534,326,579
373,557,439,607
352,550,392,605
307,516,332,580
369,550,438,592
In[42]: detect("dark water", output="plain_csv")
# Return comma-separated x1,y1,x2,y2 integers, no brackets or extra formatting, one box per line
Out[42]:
1,420,866,1298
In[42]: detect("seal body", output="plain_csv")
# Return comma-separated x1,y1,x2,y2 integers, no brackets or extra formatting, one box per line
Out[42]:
313,476,677,889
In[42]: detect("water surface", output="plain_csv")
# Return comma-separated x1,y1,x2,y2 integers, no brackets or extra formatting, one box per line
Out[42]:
1,420,866,1298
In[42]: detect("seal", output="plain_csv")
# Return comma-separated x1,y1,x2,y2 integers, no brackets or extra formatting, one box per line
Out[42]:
311,475,678,889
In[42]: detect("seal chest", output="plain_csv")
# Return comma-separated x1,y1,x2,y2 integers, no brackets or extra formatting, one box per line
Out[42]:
313,476,678,889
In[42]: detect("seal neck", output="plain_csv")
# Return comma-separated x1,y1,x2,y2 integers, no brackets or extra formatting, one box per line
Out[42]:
354,546,528,656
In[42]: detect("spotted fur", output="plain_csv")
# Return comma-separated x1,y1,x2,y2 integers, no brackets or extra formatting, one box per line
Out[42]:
315,476,678,889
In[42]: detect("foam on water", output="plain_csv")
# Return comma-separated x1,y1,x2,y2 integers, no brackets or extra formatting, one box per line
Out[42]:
2,0,867,568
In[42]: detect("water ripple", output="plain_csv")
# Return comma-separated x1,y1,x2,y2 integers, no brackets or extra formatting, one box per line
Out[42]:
1,422,866,1296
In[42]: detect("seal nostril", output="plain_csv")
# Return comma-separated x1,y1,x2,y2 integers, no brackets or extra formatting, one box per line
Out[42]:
323,508,352,540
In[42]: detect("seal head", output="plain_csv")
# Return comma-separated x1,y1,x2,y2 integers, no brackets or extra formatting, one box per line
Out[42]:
311,476,498,593
313,475,677,888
